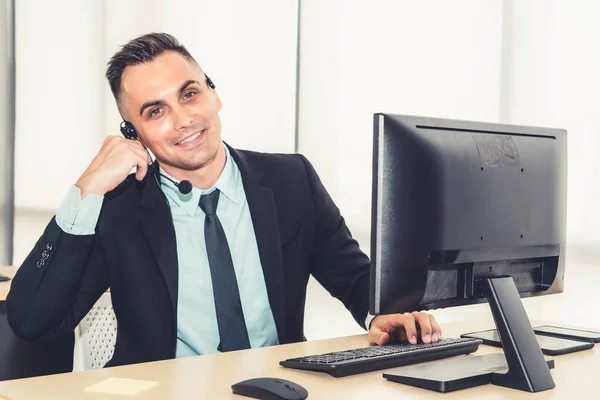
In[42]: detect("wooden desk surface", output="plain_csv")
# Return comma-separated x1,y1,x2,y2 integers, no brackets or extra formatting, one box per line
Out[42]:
0,266,18,302
0,318,596,399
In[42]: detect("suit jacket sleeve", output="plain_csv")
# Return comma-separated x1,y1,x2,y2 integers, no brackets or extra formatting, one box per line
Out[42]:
6,217,109,341
299,155,371,329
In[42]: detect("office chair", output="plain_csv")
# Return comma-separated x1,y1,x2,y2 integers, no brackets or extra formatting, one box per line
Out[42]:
73,293,117,371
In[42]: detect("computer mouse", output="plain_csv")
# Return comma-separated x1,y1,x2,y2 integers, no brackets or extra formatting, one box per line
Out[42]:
232,377,308,400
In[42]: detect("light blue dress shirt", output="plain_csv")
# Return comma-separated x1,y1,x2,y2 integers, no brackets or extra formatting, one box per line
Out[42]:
56,145,279,357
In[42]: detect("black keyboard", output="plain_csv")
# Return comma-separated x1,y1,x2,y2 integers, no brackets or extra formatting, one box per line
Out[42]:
280,337,482,377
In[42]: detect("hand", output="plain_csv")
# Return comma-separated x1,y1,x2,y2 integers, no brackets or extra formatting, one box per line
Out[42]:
368,312,442,346
75,136,152,198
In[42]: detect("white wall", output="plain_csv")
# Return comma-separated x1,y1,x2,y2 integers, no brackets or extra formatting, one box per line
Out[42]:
302,0,600,340
500,0,600,263
300,0,505,340
14,0,107,211
298,0,504,245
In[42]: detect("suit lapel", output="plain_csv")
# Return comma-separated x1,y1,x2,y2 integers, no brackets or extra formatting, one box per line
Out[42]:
139,173,179,320
228,145,286,343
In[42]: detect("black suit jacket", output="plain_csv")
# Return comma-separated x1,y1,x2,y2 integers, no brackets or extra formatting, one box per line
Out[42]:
7,146,370,367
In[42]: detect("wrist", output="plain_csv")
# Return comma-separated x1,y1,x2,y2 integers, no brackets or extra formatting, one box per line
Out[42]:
75,177,107,199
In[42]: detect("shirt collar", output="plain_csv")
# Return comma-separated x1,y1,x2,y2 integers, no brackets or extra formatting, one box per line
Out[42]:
159,144,243,217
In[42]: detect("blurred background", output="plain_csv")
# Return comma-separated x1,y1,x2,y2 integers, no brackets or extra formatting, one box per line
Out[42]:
2,0,600,340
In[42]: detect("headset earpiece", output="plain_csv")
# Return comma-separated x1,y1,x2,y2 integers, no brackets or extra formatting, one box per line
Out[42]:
205,75,216,89
120,120,139,140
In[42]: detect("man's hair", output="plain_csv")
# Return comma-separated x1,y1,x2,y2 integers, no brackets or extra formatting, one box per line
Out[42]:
106,32,196,103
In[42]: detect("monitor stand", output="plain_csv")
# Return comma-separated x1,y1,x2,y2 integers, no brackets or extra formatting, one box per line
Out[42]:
383,276,556,393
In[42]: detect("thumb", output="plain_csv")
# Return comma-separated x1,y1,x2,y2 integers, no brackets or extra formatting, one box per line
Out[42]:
368,325,391,345
135,157,149,182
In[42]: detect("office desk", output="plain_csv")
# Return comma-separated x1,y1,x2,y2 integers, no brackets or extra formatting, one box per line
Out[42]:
0,266,17,301
0,318,597,399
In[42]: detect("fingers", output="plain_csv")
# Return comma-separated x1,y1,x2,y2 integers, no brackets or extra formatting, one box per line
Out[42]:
119,140,151,181
412,312,433,343
429,314,442,341
122,140,151,181
402,313,418,344
368,323,391,346
135,156,149,181
369,314,418,345
106,135,152,166
369,312,443,346
131,145,152,165
123,138,152,171
79,135,155,196
125,139,152,163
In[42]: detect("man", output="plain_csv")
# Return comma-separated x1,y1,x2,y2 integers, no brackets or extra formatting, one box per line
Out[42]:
7,33,441,367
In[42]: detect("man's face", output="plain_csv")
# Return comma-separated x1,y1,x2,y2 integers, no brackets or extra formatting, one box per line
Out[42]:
119,51,223,171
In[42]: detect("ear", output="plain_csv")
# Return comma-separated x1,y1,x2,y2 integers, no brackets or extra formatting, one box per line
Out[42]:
216,95,222,112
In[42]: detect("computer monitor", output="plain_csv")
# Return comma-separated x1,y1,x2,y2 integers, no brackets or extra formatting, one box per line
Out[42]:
369,114,567,392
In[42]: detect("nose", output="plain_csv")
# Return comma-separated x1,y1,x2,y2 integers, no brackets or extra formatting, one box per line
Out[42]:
172,105,194,131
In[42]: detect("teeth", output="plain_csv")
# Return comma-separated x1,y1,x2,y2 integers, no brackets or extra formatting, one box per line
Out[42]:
179,131,202,145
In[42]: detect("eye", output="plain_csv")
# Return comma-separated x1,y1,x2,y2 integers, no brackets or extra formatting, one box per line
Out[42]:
183,91,197,100
149,108,163,118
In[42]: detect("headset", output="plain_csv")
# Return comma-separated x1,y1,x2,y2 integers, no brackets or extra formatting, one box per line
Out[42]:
119,74,216,194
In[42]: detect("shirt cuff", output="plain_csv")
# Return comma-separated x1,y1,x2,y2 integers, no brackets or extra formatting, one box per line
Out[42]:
55,185,104,235
365,313,376,331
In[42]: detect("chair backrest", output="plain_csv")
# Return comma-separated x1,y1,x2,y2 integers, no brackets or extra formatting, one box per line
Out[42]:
73,292,117,370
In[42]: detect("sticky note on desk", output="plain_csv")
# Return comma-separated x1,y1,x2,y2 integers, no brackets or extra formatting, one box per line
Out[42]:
84,377,159,396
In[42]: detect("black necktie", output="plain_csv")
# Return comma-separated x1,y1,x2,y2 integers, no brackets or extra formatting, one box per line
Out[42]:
199,189,251,352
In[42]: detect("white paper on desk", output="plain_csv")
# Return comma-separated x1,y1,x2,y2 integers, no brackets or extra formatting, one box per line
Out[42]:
84,377,159,396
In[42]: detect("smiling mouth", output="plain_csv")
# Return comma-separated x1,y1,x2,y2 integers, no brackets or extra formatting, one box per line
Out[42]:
176,129,206,145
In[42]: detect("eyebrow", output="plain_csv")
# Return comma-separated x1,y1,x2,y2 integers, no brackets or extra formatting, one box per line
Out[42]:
138,80,200,116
